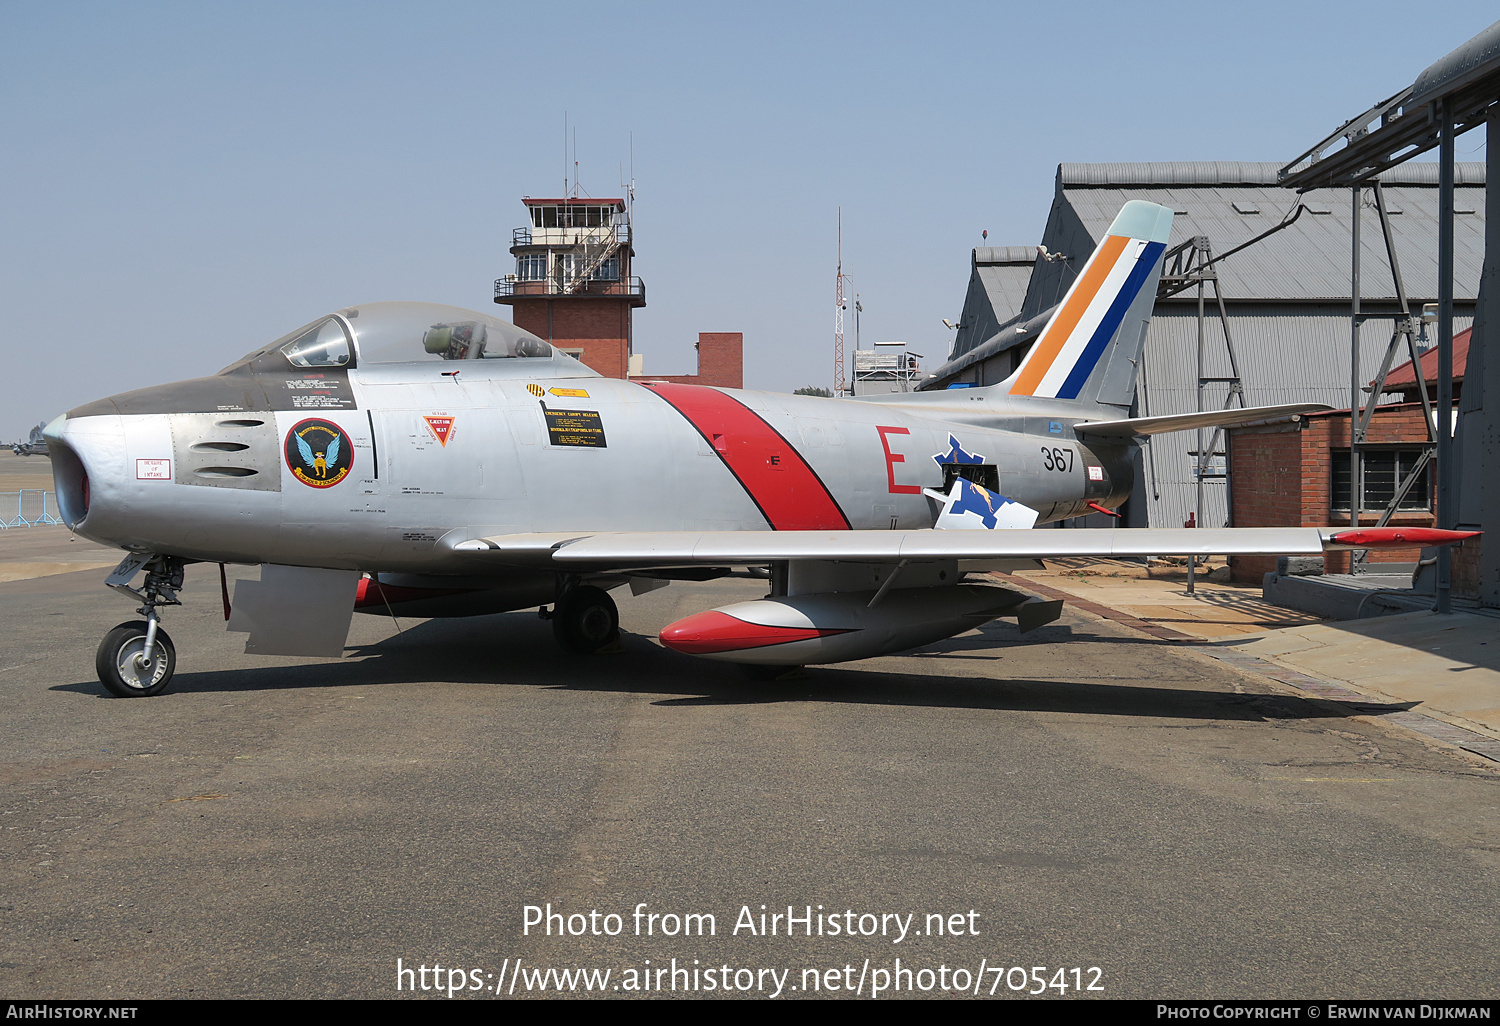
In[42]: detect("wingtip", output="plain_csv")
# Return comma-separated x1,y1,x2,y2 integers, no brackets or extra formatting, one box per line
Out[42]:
1326,528,1481,549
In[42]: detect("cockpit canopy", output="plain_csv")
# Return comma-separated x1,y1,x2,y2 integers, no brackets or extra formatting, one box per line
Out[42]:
243,302,558,370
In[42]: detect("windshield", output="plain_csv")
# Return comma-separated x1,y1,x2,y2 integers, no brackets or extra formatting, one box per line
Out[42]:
280,317,353,367
225,302,558,372
337,302,553,363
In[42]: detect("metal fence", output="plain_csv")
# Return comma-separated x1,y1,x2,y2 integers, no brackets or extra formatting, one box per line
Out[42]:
0,490,62,527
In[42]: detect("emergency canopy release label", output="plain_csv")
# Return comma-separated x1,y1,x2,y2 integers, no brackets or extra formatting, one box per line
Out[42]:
542,403,607,448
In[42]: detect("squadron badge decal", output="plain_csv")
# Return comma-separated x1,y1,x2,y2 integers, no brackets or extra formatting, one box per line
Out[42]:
285,418,353,488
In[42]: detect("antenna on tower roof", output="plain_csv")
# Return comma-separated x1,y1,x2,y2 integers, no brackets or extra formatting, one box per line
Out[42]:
621,133,635,224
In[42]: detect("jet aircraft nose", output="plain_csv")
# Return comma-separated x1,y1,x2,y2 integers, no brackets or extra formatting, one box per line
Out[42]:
47,377,295,563
44,409,129,538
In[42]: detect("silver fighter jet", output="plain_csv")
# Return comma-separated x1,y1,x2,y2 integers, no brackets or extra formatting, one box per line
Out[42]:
44,202,1475,695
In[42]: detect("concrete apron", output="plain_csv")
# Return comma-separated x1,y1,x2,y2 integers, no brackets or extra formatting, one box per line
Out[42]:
1228,609,1500,745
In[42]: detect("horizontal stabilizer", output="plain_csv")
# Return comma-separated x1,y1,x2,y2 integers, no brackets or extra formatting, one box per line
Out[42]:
1074,403,1333,438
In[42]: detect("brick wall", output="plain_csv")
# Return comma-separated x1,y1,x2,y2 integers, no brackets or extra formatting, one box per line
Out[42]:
1226,425,1306,581
1451,537,1483,600
510,299,632,379
505,304,742,389
1228,405,1439,582
694,333,743,389
633,332,744,389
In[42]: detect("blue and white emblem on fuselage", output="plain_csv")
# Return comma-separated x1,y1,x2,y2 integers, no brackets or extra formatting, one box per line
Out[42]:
925,436,1038,529
933,433,985,467
926,479,1040,531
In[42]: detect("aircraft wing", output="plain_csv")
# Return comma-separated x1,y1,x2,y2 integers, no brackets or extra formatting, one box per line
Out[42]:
1073,403,1334,438
452,526,1475,569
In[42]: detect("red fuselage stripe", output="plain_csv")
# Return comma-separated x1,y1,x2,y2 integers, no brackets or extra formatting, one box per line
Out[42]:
659,610,855,654
639,382,851,531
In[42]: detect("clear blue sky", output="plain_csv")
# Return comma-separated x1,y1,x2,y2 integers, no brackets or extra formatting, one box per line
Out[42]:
1,1,1493,438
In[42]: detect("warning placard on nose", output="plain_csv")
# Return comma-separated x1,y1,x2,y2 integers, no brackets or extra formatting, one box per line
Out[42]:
543,406,607,448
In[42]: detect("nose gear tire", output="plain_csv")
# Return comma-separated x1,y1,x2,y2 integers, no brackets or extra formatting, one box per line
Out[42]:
552,586,619,654
96,620,177,697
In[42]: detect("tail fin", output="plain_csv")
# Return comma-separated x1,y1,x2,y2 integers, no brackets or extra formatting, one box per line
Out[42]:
1002,201,1173,409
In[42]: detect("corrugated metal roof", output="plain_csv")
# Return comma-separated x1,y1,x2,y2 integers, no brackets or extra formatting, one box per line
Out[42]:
1382,326,1472,388
1409,19,1500,105
948,248,1037,359
974,246,1038,265
1059,161,1487,186
973,263,1033,323
934,160,1486,387
1140,306,1471,416
1060,172,1486,301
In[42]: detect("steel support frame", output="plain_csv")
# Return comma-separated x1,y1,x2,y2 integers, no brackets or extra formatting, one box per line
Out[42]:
1351,186,1364,569
1159,236,1247,594
1344,175,1443,573
1436,97,1456,613
1363,183,1438,532
1280,38,1498,607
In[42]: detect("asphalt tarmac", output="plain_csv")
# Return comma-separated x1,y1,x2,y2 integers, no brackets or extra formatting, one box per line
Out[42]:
2,559,1497,1000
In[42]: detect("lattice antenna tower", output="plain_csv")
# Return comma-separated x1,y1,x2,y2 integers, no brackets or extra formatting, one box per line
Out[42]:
834,208,846,395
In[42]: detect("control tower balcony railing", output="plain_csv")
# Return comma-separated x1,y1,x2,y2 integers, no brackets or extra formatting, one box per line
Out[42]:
511,223,631,251
494,275,646,305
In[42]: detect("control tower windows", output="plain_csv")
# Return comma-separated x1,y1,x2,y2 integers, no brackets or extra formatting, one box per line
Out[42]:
516,253,548,280
530,205,615,229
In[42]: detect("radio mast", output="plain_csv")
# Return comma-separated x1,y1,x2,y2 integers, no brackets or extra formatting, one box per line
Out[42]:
834,208,846,395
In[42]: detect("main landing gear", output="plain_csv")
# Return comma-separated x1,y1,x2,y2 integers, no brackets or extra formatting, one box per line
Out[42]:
96,554,185,697
544,583,620,655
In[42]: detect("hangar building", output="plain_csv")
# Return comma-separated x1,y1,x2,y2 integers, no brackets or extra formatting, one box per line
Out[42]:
925,162,1487,532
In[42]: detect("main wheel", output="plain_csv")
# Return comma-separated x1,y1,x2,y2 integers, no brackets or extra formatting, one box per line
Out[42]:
96,621,176,697
552,586,619,654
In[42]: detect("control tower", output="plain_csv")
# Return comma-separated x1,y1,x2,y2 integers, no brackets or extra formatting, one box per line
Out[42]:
494,197,646,378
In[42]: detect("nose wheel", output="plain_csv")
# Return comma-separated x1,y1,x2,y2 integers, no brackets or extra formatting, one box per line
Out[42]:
96,553,185,697
96,620,177,697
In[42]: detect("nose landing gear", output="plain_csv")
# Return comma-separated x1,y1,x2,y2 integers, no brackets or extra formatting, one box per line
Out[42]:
96,554,185,697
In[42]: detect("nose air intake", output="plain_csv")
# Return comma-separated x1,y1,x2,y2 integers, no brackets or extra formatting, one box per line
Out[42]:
43,416,90,528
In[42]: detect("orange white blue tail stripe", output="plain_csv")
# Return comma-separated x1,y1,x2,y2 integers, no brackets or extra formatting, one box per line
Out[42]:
1007,201,1174,400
